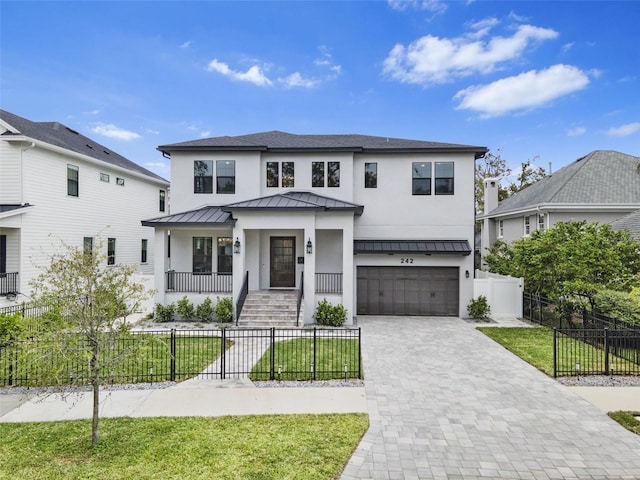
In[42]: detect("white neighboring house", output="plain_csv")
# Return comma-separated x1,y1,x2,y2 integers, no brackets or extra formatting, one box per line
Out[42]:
143,131,486,325
0,110,170,307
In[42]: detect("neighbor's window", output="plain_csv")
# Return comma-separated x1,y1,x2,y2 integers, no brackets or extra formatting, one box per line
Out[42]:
67,164,79,197
365,163,377,188
266,162,279,188
312,162,324,187
524,216,531,236
194,160,213,194
434,162,454,195
83,237,93,256
328,162,340,187
141,239,148,263
538,214,545,231
193,237,213,273
282,162,295,187
100,173,110,183
216,160,235,194
498,220,504,238
107,238,116,265
412,162,431,195
159,190,166,212
217,237,233,273
116,177,125,186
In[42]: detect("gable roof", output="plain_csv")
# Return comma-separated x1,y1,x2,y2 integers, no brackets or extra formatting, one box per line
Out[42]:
611,209,640,240
222,191,364,215
0,109,168,183
158,130,487,158
486,150,640,216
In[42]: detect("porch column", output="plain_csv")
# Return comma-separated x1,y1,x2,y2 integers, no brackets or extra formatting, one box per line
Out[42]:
303,227,316,325
153,229,168,305
342,221,354,326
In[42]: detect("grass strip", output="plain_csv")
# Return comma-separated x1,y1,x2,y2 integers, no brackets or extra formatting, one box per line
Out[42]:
608,411,640,435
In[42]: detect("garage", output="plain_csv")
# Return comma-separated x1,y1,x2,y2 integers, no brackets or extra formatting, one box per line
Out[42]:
356,266,459,316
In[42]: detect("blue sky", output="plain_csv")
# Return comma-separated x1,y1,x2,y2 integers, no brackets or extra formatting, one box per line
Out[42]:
2,1,639,181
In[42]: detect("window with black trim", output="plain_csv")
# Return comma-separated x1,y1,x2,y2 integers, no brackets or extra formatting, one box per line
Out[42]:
100,173,110,183
67,164,79,197
83,237,93,258
216,160,235,194
193,237,212,273
282,162,294,187
312,162,324,187
141,239,148,263
267,162,279,187
116,177,125,186
365,163,377,188
217,237,233,273
107,238,116,265
159,190,166,212
328,162,340,187
194,161,213,193
435,162,454,195
412,162,431,195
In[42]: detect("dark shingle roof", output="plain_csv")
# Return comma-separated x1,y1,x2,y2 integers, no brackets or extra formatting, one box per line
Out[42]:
141,206,234,227
611,209,640,240
159,130,487,157
0,110,168,183
488,151,640,216
222,191,364,215
354,240,471,255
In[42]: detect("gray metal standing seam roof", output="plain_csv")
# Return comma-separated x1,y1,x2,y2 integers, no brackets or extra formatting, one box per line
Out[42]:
222,191,364,215
486,150,640,216
158,130,487,157
141,206,234,227
0,109,168,183
354,240,471,255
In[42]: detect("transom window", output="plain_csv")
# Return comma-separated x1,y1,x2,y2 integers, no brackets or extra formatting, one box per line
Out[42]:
412,162,431,195
364,163,377,188
216,160,235,194
194,161,213,194
193,237,213,273
434,162,454,195
217,237,233,273
67,164,79,197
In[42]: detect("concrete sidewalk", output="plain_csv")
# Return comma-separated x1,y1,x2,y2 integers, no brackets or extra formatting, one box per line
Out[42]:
0,379,367,423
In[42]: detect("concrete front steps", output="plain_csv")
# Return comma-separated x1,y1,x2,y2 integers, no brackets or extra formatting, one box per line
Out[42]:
237,290,303,328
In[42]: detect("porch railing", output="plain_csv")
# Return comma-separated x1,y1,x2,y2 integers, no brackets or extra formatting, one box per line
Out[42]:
235,271,249,326
315,273,343,294
0,272,19,296
165,271,232,293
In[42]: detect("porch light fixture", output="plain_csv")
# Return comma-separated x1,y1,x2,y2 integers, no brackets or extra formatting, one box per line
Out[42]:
465,270,470,278
306,238,313,254
234,237,241,254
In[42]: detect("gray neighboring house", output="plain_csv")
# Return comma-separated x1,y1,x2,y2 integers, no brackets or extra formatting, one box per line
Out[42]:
478,150,640,265
611,209,640,240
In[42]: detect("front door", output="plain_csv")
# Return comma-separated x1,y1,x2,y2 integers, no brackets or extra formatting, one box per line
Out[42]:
270,237,296,288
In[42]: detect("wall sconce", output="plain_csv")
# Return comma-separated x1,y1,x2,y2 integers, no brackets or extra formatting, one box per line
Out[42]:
465,270,470,278
306,238,313,254
233,237,241,254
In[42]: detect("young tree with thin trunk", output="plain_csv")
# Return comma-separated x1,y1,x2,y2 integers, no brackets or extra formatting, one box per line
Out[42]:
30,238,150,445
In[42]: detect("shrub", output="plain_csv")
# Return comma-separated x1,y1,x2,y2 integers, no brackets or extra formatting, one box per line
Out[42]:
215,297,233,323
176,296,196,320
196,297,215,322
313,298,347,327
154,302,175,322
593,289,640,324
0,312,26,346
467,295,491,320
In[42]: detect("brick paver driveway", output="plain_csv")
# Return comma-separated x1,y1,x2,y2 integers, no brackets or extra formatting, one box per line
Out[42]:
341,317,640,480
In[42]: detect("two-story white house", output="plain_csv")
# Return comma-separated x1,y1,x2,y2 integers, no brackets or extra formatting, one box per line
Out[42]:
0,110,170,306
143,131,487,325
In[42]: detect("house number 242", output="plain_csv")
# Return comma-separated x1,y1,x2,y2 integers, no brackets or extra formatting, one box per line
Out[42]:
400,258,414,264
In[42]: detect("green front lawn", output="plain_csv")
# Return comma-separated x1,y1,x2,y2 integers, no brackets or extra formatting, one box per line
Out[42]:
0,414,369,479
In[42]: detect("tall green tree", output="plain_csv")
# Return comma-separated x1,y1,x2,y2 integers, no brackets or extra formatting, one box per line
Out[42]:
485,222,640,304
30,239,150,445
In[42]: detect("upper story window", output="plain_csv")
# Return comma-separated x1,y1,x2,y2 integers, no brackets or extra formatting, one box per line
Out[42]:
412,162,431,195
312,162,324,187
216,160,235,194
100,173,110,183
107,238,116,265
498,220,504,238
193,237,212,273
538,214,545,231
194,160,213,194
434,162,454,195
266,162,295,188
365,163,377,188
116,177,125,186
328,162,340,187
524,216,531,236
159,190,166,212
67,164,79,197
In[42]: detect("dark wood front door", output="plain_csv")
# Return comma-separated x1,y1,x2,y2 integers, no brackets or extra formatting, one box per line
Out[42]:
270,237,296,288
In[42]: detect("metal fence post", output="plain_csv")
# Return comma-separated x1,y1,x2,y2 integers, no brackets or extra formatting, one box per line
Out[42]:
170,329,176,382
270,327,275,380
313,327,317,381
604,328,609,375
552,328,557,378
221,328,226,380
358,327,362,379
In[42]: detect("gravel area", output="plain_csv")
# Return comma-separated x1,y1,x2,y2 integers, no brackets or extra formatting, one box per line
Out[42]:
254,379,364,388
556,375,640,387
0,381,176,396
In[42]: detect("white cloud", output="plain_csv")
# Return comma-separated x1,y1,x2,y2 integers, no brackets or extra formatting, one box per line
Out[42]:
566,126,587,137
91,123,141,141
180,41,192,49
315,45,342,80
84,109,101,116
279,72,320,89
465,17,499,39
199,131,211,138
383,24,558,85
206,59,273,86
606,122,640,137
388,0,447,15
454,64,590,117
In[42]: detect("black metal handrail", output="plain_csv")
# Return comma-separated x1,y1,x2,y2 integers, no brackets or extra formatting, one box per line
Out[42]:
165,271,232,293
296,272,304,327
315,272,342,294
235,271,249,325
0,272,19,296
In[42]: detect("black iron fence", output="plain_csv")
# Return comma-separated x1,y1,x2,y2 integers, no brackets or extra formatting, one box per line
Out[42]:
553,328,640,377
166,271,232,293
0,327,361,387
315,273,343,294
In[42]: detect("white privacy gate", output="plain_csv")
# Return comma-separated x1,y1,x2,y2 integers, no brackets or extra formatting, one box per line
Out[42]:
474,270,524,319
